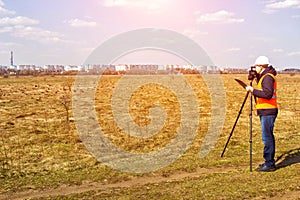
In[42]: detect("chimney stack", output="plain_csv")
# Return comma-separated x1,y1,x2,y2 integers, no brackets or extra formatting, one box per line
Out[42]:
10,51,14,66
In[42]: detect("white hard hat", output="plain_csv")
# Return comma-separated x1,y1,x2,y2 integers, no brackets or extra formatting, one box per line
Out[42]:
254,56,270,65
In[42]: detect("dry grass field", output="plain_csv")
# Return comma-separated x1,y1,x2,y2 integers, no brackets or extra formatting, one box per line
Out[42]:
0,74,299,199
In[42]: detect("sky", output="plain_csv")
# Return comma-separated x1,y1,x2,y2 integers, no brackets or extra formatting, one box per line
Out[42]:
0,0,300,69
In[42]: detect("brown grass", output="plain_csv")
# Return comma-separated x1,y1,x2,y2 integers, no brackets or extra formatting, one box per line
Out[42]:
0,74,299,199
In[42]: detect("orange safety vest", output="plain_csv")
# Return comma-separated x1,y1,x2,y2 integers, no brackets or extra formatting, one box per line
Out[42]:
256,73,278,109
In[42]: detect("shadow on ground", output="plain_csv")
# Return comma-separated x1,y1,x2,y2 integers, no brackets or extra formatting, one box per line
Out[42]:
275,148,300,169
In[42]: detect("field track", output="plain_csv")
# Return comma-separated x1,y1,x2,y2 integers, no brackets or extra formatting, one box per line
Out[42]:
1,165,299,200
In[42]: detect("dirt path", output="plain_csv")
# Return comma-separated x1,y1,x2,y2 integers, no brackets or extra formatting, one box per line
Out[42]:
0,167,234,200
1,166,299,200
253,190,300,200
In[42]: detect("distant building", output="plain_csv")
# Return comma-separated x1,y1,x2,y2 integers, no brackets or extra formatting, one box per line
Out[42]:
115,64,128,71
65,65,82,71
8,65,17,71
0,65,8,70
18,64,37,71
197,65,208,73
43,65,65,72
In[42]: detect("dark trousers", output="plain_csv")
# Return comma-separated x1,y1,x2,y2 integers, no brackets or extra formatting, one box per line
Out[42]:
259,115,277,167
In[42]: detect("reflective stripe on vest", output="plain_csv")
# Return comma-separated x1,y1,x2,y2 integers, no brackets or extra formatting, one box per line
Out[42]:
256,73,278,109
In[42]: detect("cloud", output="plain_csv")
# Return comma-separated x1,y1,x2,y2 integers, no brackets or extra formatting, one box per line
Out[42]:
0,13,67,45
12,25,68,44
102,0,171,13
0,7,15,15
0,16,39,26
272,48,284,53
263,0,300,13
267,0,300,9
0,2,66,44
0,25,68,44
0,0,15,15
65,18,97,28
196,10,245,24
288,51,300,56
0,25,12,33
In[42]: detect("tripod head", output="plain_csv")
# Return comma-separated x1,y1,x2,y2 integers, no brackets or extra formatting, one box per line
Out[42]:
248,66,257,81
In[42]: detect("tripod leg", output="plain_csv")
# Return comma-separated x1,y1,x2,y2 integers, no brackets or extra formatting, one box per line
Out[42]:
249,82,253,172
221,91,249,157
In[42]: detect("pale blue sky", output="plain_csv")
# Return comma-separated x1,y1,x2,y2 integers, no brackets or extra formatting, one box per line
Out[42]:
0,0,299,69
